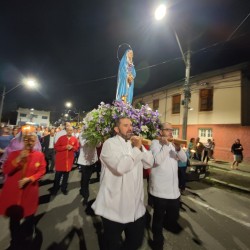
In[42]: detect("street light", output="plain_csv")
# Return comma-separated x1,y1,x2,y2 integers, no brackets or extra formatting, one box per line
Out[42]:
64,102,84,125
0,78,38,124
154,4,167,21
65,102,72,108
154,4,191,140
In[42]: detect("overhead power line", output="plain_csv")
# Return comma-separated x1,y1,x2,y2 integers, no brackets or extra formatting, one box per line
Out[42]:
226,12,250,41
63,31,250,87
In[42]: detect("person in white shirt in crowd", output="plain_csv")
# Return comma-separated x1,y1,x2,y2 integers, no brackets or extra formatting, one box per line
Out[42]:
72,127,80,139
149,122,187,250
203,138,213,163
78,132,101,206
92,117,154,250
72,127,80,164
54,122,71,144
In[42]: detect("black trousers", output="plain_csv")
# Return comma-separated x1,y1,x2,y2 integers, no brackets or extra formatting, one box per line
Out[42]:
79,164,95,200
45,149,55,172
194,152,202,161
9,214,34,245
53,171,69,192
178,167,187,191
152,196,180,246
203,150,209,163
102,215,145,250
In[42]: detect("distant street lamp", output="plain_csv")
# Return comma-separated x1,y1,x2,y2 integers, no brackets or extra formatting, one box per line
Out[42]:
0,78,38,124
64,101,84,125
155,4,191,140
65,102,72,108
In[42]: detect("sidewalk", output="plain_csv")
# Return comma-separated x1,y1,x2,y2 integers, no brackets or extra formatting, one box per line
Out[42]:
203,159,250,193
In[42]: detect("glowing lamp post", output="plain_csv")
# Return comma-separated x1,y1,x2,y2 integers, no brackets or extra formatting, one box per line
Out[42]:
154,4,191,140
0,78,38,123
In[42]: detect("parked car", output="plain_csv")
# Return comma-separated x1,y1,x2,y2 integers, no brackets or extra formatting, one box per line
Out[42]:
186,159,209,181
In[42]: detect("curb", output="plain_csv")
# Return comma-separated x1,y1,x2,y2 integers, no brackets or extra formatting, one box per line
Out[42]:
202,177,250,193
209,165,250,177
209,164,231,172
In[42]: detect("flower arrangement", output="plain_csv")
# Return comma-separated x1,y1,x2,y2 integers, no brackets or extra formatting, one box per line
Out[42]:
82,100,161,146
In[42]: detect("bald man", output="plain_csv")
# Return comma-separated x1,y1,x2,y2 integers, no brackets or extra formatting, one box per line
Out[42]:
52,126,79,195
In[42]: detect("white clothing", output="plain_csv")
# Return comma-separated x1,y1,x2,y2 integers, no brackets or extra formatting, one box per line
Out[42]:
149,139,187,199
54,130,66,144
92,135,154,223
77,137,98,166
49,136,54,149
73,132,80,139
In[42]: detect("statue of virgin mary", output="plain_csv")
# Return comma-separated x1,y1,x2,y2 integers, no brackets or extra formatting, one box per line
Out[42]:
116,49,136,104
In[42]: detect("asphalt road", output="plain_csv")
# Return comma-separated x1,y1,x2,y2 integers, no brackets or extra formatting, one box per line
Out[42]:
0,168,250,250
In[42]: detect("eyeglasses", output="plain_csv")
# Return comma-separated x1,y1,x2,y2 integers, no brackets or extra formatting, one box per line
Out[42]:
161,128,174,132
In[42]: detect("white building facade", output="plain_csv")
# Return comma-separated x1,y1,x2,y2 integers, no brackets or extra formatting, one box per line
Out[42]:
133,62,250,163
16,108,50,127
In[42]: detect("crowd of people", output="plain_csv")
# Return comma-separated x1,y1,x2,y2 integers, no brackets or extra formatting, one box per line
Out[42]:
187,137,215,163
0,121,244,250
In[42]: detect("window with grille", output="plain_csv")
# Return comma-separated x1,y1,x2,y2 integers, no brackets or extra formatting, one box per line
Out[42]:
153,99,159,111
199,88,213,111
172,94,181,114
198,128,213,142
172,128,179,138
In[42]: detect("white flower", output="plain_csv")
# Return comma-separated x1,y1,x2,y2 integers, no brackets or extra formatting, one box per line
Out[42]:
85,112,94,122
141,125,149,133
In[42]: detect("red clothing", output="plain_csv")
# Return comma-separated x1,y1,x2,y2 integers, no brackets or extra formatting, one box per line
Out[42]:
54,135,79,172
0,150,46,217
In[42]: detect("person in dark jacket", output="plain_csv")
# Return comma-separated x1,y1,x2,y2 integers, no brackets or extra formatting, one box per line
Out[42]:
42,128,55,173
231,139,243,170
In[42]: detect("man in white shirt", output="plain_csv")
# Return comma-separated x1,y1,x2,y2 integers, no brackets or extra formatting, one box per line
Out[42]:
149,122,187,250
92,117,154,250
78,135,101,206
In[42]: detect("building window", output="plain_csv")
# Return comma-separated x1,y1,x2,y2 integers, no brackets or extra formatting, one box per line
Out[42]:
199,88,213,111
153,99,159,111
32,115,38,118
42,116,48,119
172,128,179,138
20,113,26,117
172,94,181,114
198,128,213,142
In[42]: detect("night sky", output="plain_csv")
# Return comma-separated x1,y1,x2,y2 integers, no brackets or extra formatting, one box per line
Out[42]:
1,0,250,122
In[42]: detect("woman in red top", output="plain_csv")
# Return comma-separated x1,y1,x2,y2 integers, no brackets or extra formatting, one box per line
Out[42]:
0,127,46,248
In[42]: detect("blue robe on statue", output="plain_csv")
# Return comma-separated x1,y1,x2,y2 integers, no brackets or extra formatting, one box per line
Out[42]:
116,49,136,104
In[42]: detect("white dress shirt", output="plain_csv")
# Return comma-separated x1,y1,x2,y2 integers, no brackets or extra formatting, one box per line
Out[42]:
77,137,98,166
149,139,187,199
49,136,54,149
92,135,154,223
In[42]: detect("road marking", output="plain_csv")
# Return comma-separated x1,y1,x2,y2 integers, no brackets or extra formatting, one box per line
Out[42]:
205,177,250,192
186,196,250,228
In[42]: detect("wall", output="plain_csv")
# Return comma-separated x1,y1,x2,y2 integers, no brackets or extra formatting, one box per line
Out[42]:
16,108,50,127
187,124,250,163
133,67,249,164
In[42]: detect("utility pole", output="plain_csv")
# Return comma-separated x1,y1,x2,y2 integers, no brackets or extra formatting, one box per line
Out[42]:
182,49,191,140
77,109,80,125
0,86,6,124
